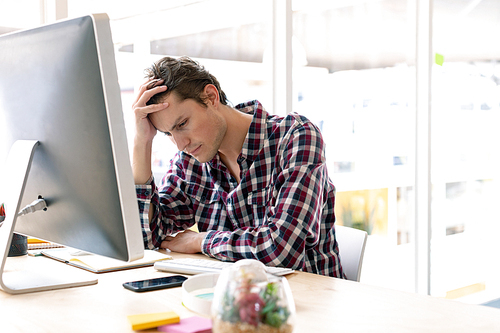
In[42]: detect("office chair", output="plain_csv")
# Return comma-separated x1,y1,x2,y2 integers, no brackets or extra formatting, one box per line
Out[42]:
335,225,368,282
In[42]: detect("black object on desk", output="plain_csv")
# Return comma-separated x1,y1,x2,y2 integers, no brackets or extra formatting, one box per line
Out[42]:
0,215,27,257
8,233,28,257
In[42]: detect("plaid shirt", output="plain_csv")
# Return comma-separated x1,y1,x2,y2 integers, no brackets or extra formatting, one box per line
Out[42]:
136,100,344,277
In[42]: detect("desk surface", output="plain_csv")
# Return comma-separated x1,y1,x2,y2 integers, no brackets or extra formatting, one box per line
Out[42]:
1,252,499,333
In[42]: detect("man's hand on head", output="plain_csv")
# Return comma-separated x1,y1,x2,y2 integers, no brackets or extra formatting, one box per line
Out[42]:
160,230,208,254
132,78,169,144
131,78,170,185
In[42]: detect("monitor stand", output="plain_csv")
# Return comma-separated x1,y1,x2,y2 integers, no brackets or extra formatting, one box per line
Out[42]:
0,140,97,294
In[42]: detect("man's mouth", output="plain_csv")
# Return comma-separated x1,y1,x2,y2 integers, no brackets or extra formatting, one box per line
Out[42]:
187,145,201,155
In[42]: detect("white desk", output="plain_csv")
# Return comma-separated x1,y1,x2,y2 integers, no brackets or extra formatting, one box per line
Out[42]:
1,252,499,332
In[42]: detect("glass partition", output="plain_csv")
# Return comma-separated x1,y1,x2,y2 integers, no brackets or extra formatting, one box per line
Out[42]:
431,0,500,303
292,0,416,292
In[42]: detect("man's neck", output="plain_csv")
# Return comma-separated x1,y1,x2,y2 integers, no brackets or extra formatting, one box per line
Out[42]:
217,105,253,182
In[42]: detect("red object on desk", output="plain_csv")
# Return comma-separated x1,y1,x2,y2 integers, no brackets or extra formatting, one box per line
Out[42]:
0,203,5,217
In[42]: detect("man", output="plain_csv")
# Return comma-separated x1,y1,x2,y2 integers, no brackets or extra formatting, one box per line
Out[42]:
133,56,344,277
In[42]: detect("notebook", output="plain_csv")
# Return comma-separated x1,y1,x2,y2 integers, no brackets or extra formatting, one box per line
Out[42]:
41,247,172,273
28,238,64,250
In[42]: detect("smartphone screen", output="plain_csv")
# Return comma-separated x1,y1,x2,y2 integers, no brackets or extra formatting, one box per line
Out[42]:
123,275,188,292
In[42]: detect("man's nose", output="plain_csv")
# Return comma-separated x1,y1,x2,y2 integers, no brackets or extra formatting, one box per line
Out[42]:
172,133,189,152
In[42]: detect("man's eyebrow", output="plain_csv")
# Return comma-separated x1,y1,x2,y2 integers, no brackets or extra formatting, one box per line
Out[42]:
169,115,184,132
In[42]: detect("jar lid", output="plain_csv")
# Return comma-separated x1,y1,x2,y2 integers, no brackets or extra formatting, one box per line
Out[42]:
182,273,220,316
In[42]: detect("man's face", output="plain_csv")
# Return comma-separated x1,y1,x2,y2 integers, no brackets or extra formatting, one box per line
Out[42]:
148,92,227,163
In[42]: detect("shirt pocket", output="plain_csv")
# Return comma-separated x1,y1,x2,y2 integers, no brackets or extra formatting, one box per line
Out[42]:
247,187,271,223
185,183,222,231
186,183,219,205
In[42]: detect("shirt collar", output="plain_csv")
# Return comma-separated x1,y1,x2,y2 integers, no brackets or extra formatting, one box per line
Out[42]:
207,100,268,169
237,100,268,161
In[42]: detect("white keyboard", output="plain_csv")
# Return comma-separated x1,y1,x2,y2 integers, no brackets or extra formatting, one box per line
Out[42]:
154,258,295,276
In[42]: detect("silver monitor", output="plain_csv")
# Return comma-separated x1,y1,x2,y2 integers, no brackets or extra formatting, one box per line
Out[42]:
0,14,144,293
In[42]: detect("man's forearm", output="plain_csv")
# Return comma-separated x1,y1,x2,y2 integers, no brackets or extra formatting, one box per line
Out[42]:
132,138,153,185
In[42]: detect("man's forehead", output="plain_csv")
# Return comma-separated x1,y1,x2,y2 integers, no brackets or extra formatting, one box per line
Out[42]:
148,93,189,130
157,90,178,104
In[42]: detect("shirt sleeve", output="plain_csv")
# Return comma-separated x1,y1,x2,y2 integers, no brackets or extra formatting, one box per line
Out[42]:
135,175,156,249
201,119,334,272
135,158,197,249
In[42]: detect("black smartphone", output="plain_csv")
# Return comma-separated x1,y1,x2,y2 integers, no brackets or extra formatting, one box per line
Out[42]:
123,275,188,292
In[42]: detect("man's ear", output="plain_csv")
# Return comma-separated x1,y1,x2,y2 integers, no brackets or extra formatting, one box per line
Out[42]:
203,84,220,108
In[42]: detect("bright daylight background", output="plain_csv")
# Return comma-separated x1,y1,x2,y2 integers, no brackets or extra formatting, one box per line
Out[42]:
1,0,500,304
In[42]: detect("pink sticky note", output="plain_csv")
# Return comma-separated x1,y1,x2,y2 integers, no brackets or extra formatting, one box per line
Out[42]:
158,316,212,333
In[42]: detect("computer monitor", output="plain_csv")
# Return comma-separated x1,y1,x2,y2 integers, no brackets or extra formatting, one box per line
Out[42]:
0,14,144,294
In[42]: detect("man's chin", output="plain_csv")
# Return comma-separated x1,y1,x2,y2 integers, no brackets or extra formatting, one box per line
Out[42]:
193,152,217,164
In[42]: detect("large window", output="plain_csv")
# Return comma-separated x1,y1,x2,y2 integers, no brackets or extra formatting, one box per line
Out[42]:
2,0,499,303
292,0,417,293
431,0,500,302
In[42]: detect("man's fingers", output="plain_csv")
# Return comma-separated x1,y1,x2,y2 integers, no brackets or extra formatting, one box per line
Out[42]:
139,78,163,91
134,102,169,118
134,85,168,107
146,78,163,89
132,79,167,105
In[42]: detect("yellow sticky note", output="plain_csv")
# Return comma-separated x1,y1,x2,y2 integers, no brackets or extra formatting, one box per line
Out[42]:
127,311,180,331
435,53,444,66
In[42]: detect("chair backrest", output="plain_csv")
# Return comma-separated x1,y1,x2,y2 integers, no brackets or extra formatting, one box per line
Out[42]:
335,225,368,282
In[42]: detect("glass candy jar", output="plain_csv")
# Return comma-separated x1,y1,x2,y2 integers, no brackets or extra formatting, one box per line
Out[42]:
211,259,295,333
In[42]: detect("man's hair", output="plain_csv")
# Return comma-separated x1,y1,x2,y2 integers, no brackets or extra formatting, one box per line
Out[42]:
145,56,228,107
